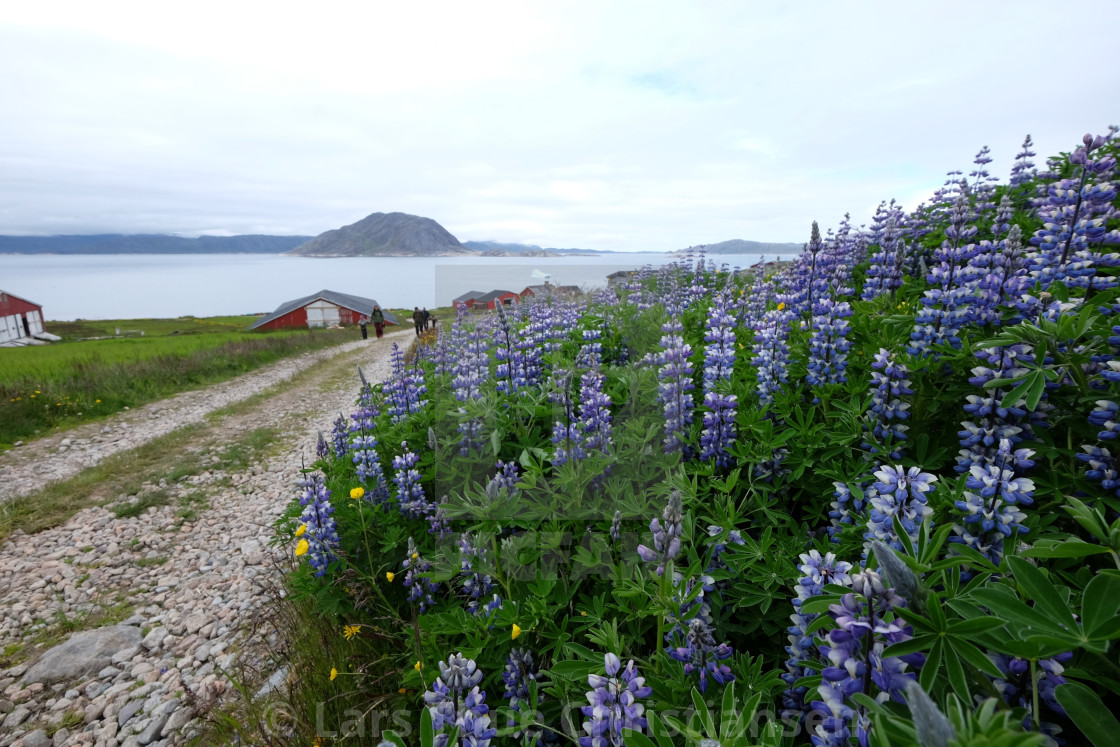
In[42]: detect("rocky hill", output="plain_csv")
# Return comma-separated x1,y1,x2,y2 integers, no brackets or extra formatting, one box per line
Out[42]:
286,212,471,257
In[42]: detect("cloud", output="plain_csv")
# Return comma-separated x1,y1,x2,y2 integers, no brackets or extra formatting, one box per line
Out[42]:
0,1,1118,249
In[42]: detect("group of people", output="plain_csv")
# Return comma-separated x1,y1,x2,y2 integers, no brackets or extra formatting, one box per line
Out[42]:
412,306,434,336
357,305,386,340
356,305,437,340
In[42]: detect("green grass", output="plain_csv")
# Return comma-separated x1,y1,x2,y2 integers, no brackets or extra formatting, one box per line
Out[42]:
48,315,261,340
0,323,352,445
111,489,173,519
135,556,169,568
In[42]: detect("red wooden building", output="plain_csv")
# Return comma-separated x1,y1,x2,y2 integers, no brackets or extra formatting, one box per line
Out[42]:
248,290,397,331
0,291,47,346
473,290,520,310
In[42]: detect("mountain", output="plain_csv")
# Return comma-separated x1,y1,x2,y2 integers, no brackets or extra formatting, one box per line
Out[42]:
677,239,803,255
0,234,313,254
286,212,471,257
462,240,605,256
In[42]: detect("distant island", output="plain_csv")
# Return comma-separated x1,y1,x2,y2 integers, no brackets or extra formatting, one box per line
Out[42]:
0,234,312,254
0,211,800,257
674,239,804,255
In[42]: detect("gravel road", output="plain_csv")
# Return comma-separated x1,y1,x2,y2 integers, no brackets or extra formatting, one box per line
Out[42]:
0,328,413,747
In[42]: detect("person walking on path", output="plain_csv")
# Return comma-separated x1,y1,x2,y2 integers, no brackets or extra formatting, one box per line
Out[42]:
370,305,386,339
412,306,424,337
358,314,369,340
423,307,431,331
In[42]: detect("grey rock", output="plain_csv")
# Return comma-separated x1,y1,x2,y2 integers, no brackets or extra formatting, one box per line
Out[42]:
160,706,194,737
0,699,13,714
98,666,122,679
22,626,142,685
117,698,144,727
138,711,170,745
110,645,141,666
3,705,29,728
15,729,51,747
141,627,168,651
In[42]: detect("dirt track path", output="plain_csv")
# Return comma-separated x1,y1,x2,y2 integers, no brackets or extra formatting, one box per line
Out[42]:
0,328,413,747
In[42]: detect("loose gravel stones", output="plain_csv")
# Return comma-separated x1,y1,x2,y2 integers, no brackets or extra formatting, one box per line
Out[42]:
0,330,409,746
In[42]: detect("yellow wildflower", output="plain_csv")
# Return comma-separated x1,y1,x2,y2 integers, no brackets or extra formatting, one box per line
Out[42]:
295,524,307,537
414,660,423,671
580,611,587,617
95,399,101,403
412,552,419,560
399,687,408,694
512,624,522,640
777,302,786,310
343,625,361,640
350,487,365,500
386,571,395,582
330,667,338,681
295,539,309,557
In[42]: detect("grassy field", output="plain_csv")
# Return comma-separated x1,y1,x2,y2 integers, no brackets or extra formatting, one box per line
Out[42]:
0,315,357,446
47,315,260,340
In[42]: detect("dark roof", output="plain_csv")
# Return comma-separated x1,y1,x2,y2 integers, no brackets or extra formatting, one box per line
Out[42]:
474,289,516,303
453,290,485,304
248,289,399,329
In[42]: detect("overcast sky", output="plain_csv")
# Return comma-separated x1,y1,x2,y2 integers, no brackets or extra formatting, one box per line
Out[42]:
1,1,1117,252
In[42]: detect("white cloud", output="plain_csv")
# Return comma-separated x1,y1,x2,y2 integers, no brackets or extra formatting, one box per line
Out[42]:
0,0,1118,249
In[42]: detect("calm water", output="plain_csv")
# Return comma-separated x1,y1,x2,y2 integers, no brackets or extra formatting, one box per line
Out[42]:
0,252,793,321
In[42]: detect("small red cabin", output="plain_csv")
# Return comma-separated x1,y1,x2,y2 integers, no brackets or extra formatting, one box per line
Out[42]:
474,290,519,310
249,290,397,331
0,291,46,346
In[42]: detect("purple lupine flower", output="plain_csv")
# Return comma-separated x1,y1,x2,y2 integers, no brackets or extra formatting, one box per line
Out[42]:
428,505,451,540
315,430,329,461
579,363,613,455
782,550,854,720
297,472,339,577
909,193,975,357
636,490,683,576
867,466,936,552
578,653,652,747
657,317,696,456
862,213,907,302
384,343,428,423
402,537,439,612
609,510,622,543
330,413,350,459
807,298,853,394
351,434,390,502
349,383,380,433
551,369,585,466
700,291,737,467
424,652,497,747
950,440,1034,567
1089,399,1120,441
1027,131,1120,292
493,303,525,395
828,479,875,542
502,648,554,742
453,317,490,457
956,345,1046,473
579,327,604,369
863,349,913,460
751,308,792,406
989,651,1072,735
1078,443,1120,499
813,568,923,746
393,442,428,518
458,533,495,613
668,617,734,693
967,145,999,222
1008,134,1036,188
490,460,521,498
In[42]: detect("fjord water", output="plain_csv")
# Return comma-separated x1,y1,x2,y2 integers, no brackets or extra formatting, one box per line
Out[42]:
0,252,792,321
